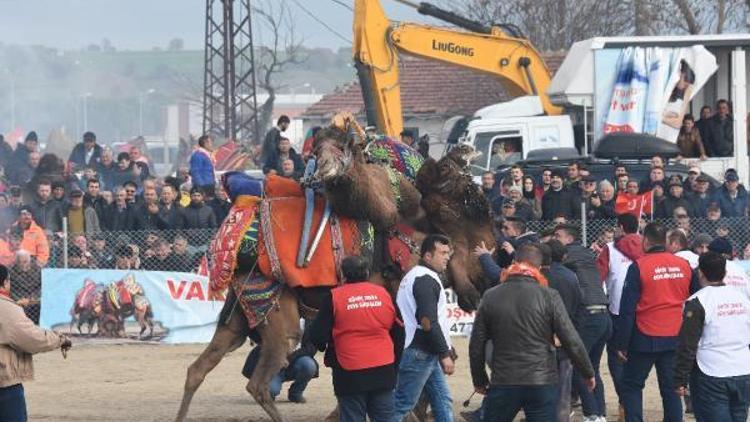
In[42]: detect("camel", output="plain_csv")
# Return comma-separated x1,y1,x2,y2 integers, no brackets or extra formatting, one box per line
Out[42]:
176,120,490,422
416,144,497,310
314,123,494,311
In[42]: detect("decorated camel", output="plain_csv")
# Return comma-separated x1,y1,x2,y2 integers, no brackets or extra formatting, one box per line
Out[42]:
175,116,495,422
70,275,154,339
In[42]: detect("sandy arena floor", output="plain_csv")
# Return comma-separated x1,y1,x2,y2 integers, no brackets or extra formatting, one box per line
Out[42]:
26,337,695,421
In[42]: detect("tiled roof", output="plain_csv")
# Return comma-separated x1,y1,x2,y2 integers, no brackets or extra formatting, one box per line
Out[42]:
302,52,567,119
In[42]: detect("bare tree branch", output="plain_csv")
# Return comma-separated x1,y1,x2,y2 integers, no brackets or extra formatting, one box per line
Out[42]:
252,0,307,136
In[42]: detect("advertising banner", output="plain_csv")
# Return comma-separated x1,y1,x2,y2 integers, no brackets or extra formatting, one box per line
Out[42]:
595,46,717,142
40,269,475,343
40,269,224,344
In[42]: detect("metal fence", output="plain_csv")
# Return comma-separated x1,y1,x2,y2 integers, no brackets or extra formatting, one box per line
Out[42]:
9,228,217,324
10,214,750,324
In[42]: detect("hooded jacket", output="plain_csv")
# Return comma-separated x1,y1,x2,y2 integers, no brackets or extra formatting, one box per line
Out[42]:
596,233,645,282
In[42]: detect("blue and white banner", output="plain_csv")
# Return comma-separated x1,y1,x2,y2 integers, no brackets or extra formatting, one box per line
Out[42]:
594,45,717,141
40,269,224,344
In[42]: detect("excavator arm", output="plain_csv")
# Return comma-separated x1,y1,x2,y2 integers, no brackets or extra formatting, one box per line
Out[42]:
353,0,562,138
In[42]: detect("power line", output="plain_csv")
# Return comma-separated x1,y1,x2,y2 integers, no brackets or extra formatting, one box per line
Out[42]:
329,0,353,11
289,0,352,44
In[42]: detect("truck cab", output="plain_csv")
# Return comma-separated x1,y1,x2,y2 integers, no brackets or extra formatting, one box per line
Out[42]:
455,96,576,176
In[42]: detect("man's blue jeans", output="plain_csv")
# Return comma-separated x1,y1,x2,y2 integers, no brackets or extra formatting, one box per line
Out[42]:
607,313,625,402
690,369,750,422
393,347,453,422
0,383,27,422
573,311,612,417
269,356,317,400
338,389,394,422
484,384,558,422
621,350,682,422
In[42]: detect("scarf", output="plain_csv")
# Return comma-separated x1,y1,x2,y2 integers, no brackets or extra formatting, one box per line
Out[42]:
500,262,549,287
0,289,11,300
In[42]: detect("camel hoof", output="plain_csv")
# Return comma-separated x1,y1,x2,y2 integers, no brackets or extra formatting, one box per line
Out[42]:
457,287,480,312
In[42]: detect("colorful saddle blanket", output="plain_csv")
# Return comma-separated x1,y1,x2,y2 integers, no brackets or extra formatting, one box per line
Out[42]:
257,175,361,288
365,137,424,183
232,273,282,329
207,195,261,292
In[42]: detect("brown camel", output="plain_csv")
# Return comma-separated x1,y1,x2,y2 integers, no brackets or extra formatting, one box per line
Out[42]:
416,144,496,310
313,125,423,231
175,281,301,422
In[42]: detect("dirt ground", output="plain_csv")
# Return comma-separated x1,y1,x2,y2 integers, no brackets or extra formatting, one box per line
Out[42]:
27,337,694,422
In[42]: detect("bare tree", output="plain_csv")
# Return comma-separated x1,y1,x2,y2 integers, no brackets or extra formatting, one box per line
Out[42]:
439,0,633,51
440,0,748,48
253,0,306,140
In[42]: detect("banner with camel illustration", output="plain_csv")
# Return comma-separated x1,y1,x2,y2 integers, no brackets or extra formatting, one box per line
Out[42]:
40,269,224,344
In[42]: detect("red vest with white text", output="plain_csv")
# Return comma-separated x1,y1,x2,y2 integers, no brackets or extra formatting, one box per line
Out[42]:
331,282,396,371
635,252,691,336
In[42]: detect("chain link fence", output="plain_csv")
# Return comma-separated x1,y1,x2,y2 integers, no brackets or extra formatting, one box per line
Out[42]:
10,214,750,324
528,216,750,254
9,228,217,324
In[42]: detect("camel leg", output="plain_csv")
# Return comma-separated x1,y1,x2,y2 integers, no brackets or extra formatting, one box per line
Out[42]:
175,311,247,422
449,246,481,312
136,310,147,338
246,289,300,422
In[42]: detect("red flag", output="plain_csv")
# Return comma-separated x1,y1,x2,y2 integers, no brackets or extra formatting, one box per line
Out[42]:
615,191,653,217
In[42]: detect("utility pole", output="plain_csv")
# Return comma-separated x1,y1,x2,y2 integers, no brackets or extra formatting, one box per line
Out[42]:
203,0,261,143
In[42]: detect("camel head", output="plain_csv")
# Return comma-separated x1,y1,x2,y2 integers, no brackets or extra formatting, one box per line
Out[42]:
446,143,481,171
312,126,360,181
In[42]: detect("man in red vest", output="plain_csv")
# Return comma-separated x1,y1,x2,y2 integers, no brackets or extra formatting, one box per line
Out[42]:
309,255,403,422
613,222,697,422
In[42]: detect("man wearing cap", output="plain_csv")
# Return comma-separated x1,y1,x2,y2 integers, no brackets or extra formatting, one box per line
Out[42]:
500,198,516,218
674,252,750,422
613,222,697,422
662,178,695,217
683,164,702,193
64,190,100,236
11,206,49,267
691,174,713,217
707,237,750,301
714,169,749,217
578,174,600,220
542,169,578,221
69,131,102,168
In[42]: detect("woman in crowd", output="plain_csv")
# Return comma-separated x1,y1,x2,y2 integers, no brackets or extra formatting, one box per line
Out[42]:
520,175,542,220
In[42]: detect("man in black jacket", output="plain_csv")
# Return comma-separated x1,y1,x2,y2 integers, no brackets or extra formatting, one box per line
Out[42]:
29,179,63,234
554,223,611,421
703,99,733,157
542,169,577,221
68,131,102,168
84,179,108,226
180,187,217,245
470,243,594,421
260,115,290,165
309,256,403,422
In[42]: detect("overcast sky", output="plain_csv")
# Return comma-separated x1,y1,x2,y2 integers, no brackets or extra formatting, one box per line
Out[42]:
0,0,436,50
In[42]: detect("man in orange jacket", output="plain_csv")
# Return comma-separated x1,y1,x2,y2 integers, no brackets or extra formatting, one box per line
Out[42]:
11,207,49,267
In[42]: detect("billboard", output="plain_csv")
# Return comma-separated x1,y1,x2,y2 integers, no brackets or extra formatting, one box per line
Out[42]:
594,46,718,141
40,269,224,344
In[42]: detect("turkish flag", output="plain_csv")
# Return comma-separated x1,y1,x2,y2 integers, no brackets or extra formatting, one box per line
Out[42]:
615,191,653,217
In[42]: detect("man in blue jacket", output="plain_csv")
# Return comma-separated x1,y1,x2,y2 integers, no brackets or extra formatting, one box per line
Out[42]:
712,169,749,217
189,135,216,196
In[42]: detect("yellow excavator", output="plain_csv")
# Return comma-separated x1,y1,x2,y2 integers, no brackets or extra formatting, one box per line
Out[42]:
353,0,562,138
